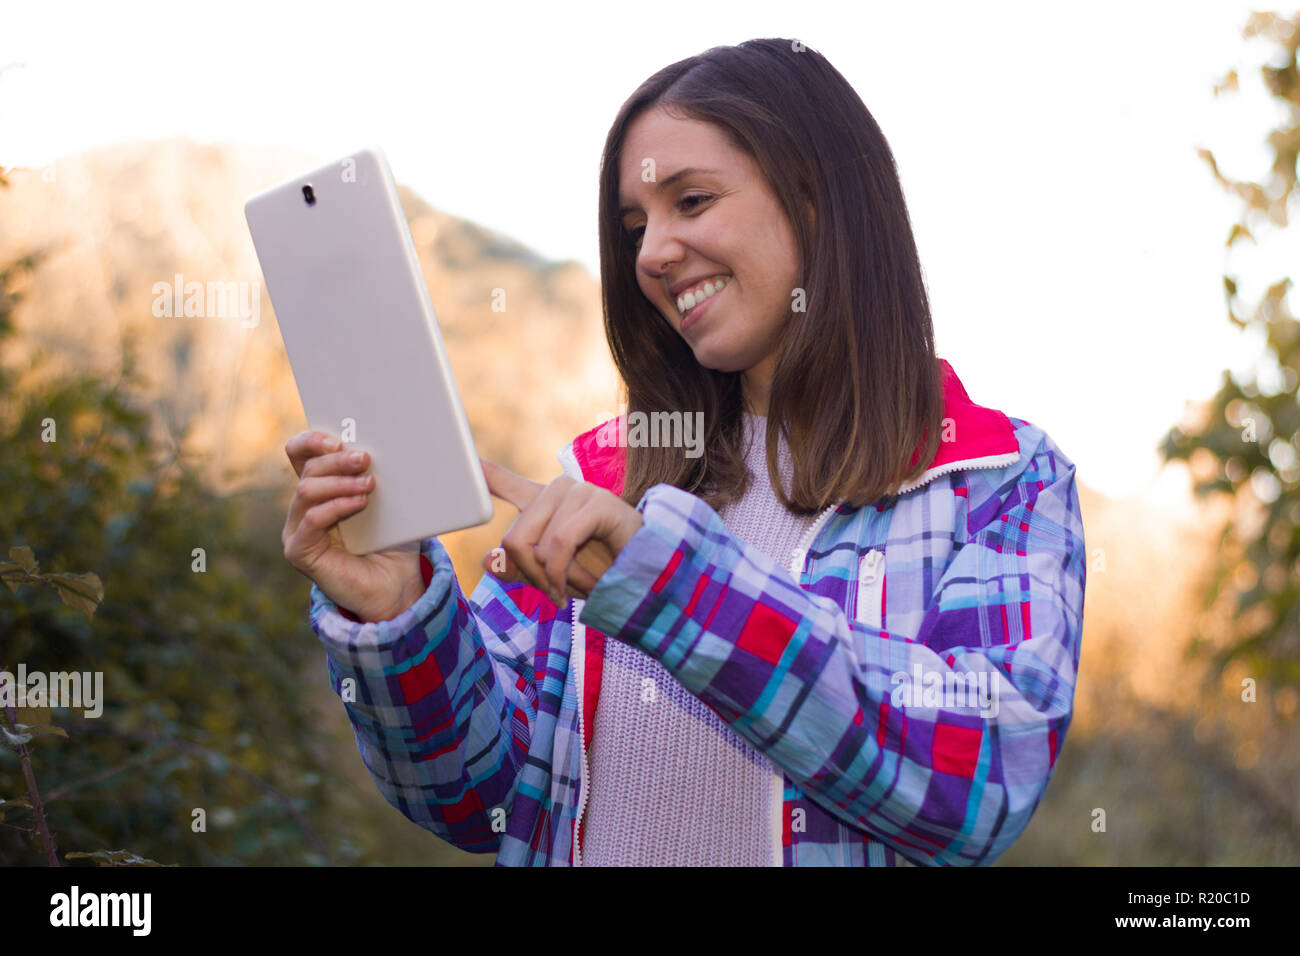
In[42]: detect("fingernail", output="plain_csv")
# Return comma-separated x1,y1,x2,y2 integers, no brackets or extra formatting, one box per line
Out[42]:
350,451,364,464
325,436,341,450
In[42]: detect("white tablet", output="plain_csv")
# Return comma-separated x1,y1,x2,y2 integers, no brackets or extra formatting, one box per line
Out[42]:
244,147,492,555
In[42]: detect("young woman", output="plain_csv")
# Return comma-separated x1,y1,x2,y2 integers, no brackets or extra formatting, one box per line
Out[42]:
282,38,1087,866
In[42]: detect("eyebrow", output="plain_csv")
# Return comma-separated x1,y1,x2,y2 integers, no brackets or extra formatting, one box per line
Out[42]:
617,167,721,218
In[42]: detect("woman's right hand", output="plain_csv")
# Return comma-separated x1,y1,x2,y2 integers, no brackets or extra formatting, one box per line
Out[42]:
282,430,425,622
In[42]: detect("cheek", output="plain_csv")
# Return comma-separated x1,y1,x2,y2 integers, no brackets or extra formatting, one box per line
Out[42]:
637,276,667,310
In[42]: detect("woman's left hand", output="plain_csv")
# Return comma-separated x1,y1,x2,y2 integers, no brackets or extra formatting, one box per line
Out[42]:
479,457,643,604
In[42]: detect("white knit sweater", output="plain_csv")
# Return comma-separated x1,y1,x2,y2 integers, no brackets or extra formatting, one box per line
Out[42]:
582,412,820,865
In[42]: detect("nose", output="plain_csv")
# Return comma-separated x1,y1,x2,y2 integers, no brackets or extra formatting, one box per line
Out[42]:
635,217,682,285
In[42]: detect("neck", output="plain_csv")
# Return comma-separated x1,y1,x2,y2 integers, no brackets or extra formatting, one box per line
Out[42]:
741,356,774,418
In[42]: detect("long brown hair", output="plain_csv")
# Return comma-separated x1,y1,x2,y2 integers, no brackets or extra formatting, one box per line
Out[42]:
597,38,943,516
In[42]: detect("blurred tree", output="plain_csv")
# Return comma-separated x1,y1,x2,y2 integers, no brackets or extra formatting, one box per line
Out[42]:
1160,11,1300,690
0,245,366,865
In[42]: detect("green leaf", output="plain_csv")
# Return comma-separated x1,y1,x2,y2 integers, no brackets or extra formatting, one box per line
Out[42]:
8,546,37,573
45,572,104,617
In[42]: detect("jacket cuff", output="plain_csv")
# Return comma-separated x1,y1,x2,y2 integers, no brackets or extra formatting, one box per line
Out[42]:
309,537,451,669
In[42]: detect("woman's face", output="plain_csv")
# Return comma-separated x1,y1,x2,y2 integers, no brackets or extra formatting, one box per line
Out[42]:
617,107,802,388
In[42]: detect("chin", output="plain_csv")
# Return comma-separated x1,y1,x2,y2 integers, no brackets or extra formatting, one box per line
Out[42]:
688,345,748,374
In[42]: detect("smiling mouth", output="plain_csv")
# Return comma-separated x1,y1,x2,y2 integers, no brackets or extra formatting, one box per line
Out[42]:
676,275,731,320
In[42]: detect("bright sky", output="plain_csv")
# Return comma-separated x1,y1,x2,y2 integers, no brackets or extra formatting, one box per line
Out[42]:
2,0,1294,506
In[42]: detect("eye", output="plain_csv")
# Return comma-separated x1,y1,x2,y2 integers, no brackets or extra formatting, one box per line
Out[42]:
625,194,713,247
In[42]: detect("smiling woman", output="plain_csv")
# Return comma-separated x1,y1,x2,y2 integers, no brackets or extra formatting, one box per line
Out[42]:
300,37,1087,870
598,38,946,517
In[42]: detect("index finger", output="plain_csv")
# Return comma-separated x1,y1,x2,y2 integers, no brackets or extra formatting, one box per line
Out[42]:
480,457,544,512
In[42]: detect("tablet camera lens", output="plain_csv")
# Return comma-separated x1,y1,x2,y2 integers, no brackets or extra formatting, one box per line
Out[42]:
302,184,316,206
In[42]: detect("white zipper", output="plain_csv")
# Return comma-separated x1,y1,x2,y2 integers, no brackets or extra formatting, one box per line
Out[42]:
787,500,841,581
571,611,590,866
557,443,595,866
894,451,1021,495
769,769,784,867
856,549,885,628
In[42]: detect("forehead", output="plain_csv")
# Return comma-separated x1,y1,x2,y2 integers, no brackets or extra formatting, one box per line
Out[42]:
617,109,741,204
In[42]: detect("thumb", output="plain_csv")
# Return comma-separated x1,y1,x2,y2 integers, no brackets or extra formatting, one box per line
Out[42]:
482,547,520,582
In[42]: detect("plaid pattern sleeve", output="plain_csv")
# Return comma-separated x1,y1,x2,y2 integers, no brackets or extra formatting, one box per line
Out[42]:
578,420,1086,866
309,536,542,852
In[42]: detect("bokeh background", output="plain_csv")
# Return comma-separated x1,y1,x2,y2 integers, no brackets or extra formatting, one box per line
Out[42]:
1,2,1297,865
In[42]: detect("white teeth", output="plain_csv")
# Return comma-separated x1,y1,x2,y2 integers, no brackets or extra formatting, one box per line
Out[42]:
676,275,730,315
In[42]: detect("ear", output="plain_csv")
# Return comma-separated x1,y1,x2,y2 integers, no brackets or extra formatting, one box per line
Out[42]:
805,197,816,231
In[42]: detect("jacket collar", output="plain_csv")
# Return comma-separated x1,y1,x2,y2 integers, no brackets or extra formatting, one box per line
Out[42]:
563,358,1020,497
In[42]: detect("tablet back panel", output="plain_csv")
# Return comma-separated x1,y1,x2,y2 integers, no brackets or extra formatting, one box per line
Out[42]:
245,148,491,554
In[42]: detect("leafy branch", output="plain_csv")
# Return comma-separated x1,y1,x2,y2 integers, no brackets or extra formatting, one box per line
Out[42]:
2,545,164,865
0,545,103,617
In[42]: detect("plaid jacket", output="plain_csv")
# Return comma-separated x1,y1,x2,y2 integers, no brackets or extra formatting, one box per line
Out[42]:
309,358,1087,865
